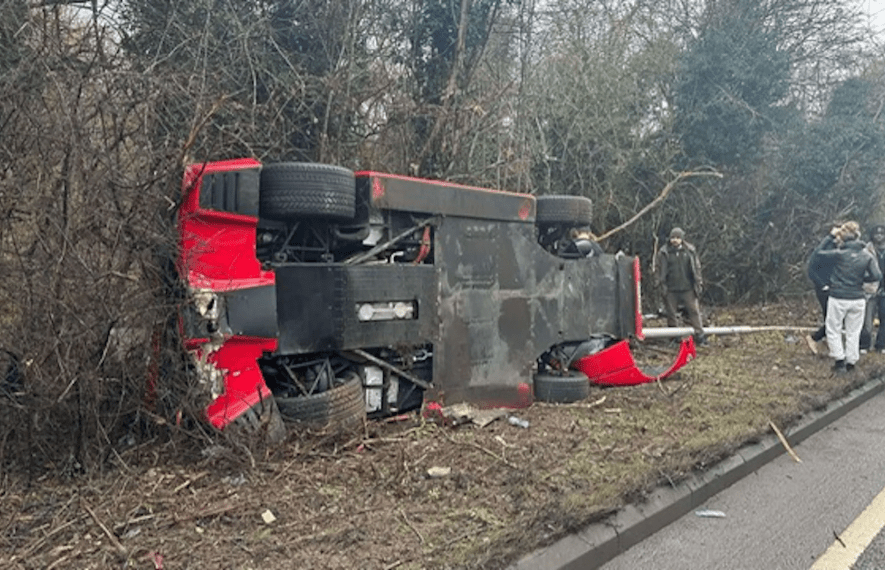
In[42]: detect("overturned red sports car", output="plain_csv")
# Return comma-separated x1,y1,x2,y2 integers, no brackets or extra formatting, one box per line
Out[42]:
176,159,693,432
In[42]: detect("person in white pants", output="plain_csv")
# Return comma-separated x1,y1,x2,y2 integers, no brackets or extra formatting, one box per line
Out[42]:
826,297,866,370
817,222,883,373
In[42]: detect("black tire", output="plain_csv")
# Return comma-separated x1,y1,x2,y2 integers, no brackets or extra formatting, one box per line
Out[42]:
535,195,593,225
275,372,365,429
533,371,590,403
259,163,356,221
229,394,287,443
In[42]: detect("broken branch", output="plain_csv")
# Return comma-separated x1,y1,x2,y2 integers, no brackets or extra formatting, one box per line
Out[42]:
769,420,802,463
596,170,723,242
82,502,127,557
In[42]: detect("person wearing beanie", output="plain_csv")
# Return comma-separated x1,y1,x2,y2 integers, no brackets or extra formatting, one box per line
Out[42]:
655,227,706,345
815,221,882,373
862,224,885,352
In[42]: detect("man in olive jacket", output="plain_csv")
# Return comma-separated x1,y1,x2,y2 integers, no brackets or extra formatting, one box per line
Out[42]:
656,227,705,345
816,222,882,372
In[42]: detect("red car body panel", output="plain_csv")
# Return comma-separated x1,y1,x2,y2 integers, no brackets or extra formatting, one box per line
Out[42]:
179,159,276,429
573,336,696,386
179,158,274,291
202,336,278,428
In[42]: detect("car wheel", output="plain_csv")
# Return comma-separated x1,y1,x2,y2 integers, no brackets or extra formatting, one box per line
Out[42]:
535,195,593,225
259,162,356,221
275,371,365,430
533,371,590,403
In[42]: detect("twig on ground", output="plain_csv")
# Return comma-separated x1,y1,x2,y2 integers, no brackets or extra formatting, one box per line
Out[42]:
172,471,209,493
656,376,673,396
442,431,519,470
82,501,127,557
17,515,86,558
833,530,846,547
112,513,157,532
769,420,802,463
164,503,241,527
400,509,425,544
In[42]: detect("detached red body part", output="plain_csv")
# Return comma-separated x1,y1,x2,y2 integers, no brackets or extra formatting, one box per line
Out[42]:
573,336,696,386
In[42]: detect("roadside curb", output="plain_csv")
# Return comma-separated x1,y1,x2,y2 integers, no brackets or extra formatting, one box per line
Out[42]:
510,376,885,570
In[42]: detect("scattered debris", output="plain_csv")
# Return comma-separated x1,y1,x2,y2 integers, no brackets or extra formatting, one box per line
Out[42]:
427,466,452,478
261,509,277,524
471,408,510,428
422,402,444,422
146,552,164,570
695,509,726,518
494,435,515,448
424,402,509,428
833,530,846,547
507,416,530,429
384,413,412,423
223,474,247,487
440,403,477,426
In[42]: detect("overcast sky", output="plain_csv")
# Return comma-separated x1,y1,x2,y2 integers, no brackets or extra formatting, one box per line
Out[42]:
864,0,885,35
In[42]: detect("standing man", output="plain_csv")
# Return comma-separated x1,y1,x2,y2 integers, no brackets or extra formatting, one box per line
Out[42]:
805,225,841,354
863,225,885,352
656,227,706,345
816,222,882,373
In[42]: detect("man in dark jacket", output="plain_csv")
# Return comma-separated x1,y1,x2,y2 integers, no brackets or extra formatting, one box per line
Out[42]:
805,226,841,353
656,227,705,345
862,225,885,352
816,222,883,373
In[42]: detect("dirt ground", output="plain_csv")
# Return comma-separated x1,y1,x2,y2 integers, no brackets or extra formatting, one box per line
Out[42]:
2,298,880,570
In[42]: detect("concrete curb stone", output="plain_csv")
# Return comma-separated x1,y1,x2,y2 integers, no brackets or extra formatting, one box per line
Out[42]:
509,376,885,570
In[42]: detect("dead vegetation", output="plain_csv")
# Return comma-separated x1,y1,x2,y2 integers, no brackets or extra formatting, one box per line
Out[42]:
1,299,878,570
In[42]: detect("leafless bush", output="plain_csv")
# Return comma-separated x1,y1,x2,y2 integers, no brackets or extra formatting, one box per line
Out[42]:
0,5,212,477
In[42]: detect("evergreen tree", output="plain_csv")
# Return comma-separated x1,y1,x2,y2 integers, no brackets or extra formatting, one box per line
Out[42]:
673,0,790,167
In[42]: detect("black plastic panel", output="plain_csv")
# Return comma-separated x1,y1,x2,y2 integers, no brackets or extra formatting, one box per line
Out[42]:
199,168,260,217
223,285,279,338
275,264,438,354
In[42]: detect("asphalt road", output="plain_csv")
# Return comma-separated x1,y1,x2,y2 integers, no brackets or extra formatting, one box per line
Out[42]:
599,389,885,570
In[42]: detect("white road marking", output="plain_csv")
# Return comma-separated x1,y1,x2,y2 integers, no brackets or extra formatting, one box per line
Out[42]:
810,483,885,569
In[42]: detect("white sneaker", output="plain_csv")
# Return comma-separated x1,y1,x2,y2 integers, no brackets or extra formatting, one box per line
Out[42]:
861,349,869,355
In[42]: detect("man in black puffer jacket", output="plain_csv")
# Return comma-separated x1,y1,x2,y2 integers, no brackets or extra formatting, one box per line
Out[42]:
816,222,883,373
805,226,841,352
